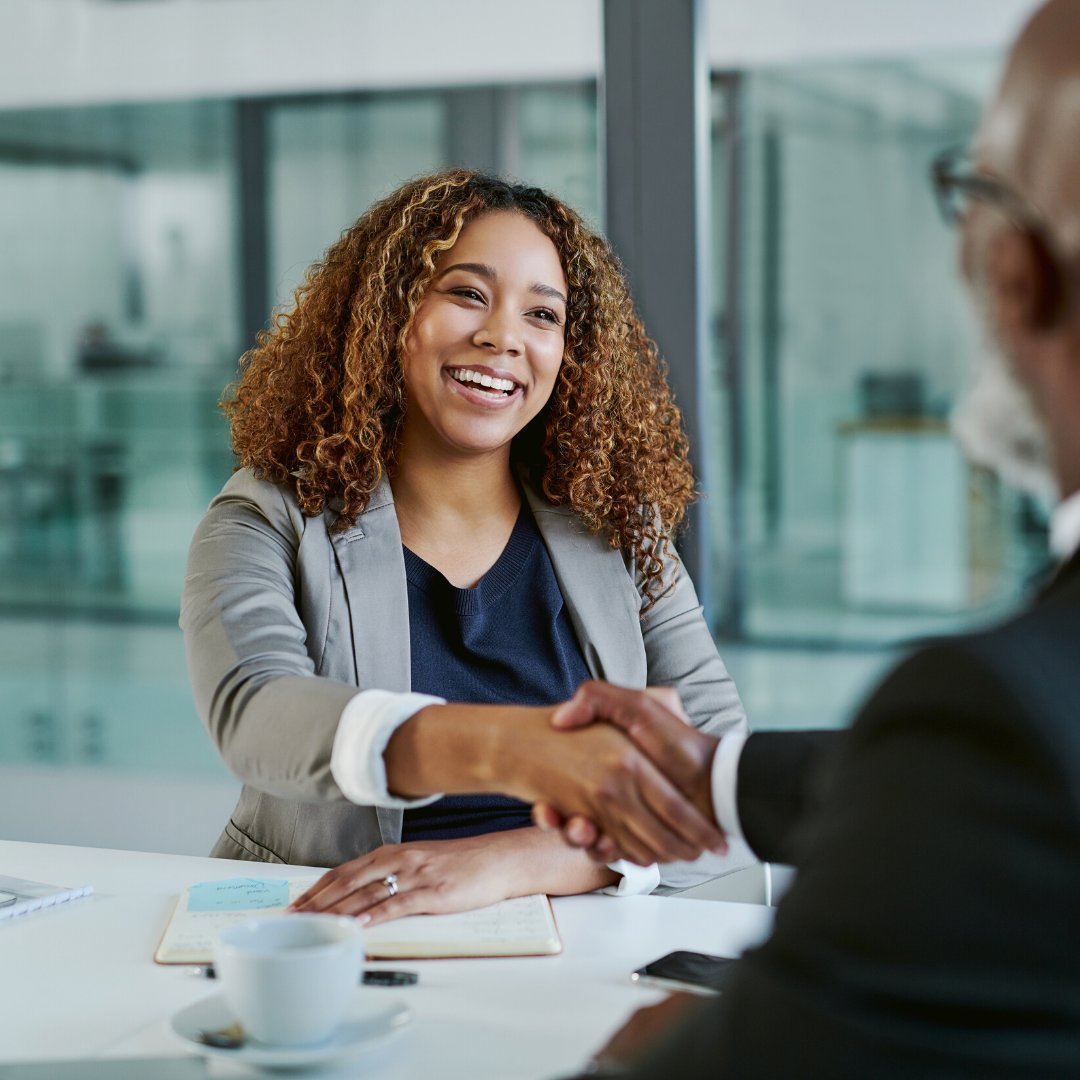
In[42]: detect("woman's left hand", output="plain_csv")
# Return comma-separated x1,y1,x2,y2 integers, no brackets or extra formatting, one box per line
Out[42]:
287,833,519,926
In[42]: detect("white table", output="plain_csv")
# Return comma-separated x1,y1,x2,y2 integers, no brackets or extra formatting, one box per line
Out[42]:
0,840,773,1079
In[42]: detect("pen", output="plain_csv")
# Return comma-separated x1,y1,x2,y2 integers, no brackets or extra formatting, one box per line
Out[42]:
186,964,418,986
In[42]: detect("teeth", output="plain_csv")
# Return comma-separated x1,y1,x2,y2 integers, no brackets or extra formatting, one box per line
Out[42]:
450,369,516,393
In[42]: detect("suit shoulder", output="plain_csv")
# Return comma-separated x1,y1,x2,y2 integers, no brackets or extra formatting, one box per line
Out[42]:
205,468,309,539
860,600,1080,796
218,467,295,505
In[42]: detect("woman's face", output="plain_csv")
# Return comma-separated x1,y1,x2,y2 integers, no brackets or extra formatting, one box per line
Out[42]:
398,210,567,464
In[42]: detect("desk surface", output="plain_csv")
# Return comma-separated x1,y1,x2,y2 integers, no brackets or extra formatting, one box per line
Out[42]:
0,840,773,1079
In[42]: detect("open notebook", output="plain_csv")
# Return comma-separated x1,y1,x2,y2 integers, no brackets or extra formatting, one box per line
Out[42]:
154,876,561,963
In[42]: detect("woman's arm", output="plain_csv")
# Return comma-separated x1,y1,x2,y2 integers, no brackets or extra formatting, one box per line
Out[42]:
181,473,357,802
289,827,618,924
383,702,726,867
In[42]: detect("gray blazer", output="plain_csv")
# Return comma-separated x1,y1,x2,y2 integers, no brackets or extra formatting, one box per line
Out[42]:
181,468,747,867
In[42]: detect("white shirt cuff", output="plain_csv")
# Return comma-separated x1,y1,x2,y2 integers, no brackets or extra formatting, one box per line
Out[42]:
710,730,748,840
601,860,662,896
331,688,447,808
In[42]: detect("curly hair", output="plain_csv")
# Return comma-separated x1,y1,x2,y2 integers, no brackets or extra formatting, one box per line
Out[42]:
223,169,696,607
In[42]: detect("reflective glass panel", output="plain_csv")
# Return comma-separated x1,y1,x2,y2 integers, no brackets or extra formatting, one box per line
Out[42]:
709,55,1044,725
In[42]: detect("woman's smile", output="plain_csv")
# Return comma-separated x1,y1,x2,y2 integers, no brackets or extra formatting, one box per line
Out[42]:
444,364,524,406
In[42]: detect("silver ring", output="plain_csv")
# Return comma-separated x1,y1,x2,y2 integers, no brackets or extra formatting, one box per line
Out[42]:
382,873,398,898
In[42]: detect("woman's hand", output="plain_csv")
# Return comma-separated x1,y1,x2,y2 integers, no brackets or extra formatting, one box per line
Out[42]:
533,682,723,864
287,827,611,926
384,698,726,868
508,697,726,867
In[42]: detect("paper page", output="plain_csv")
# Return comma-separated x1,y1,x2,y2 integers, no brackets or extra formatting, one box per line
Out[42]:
153,877,560,963
366,893,561,958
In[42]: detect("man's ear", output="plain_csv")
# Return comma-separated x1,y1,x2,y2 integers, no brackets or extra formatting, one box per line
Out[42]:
986,227,1065,336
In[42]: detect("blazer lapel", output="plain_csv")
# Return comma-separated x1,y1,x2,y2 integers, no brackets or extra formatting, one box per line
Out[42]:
328,477,410,845
524,483,647,689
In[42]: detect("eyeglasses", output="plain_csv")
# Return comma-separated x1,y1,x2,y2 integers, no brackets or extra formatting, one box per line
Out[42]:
931,145,1041,229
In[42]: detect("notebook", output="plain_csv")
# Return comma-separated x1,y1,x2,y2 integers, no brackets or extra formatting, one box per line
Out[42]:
0,874,93,921
153,876,561,963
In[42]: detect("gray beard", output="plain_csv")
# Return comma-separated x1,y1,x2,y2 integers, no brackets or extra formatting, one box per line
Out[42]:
950,327,1057,500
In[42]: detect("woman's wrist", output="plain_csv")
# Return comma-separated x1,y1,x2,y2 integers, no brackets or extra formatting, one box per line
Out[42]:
384,702,540,798
487,826,620,897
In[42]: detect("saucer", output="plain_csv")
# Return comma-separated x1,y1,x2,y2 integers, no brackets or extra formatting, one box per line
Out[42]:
170,991,411,1070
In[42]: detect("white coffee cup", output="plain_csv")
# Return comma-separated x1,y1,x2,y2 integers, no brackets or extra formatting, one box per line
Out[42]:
214,914,365,1047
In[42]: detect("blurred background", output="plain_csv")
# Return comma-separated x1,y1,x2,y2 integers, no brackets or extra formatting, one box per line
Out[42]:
0,0,1046,854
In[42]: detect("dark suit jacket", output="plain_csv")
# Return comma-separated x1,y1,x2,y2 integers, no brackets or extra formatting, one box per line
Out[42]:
621,553,1080,1079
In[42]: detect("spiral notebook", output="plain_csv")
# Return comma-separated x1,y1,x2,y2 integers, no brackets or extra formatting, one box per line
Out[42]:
0,874,94,921
153,876,561,963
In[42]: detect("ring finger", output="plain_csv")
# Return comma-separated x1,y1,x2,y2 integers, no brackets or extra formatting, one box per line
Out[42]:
294,870,402,918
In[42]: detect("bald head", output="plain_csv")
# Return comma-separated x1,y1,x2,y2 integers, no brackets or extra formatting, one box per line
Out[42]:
976,0,1080,258
955,0,1080,501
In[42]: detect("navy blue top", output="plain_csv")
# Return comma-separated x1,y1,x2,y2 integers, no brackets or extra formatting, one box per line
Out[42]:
401,503,591,842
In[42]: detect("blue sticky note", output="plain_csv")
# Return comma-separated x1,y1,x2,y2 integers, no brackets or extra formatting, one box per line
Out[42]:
187,877,289,912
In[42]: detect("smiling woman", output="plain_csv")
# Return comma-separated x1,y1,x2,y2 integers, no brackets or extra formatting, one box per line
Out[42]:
181,170,749,925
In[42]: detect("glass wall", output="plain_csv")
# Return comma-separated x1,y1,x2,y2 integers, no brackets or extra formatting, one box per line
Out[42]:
0,101,238,781
267,84,600,314
710,54,1047,654
0,84,600,783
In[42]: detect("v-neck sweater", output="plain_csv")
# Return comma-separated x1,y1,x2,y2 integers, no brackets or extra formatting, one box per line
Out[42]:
400,504,591,842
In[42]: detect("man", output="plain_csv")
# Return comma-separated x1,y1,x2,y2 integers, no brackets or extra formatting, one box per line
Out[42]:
539,1,1080,1074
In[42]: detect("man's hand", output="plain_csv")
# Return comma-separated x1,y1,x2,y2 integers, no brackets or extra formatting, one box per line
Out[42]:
586,992,705,1073
505,706,727,867
532,682,723,863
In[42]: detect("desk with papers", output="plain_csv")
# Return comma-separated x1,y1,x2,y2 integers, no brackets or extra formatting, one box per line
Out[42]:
0,839,774,1079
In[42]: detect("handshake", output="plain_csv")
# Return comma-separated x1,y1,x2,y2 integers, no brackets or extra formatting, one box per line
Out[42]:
515,681,728,868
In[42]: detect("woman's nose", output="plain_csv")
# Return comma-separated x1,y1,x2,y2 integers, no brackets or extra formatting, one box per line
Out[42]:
472,310,522,355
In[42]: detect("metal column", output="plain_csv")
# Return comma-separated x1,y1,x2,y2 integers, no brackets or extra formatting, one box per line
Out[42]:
602,0,716,624
236,99,270,358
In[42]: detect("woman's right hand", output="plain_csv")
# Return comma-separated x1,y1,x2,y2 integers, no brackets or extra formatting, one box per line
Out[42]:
382,692,727,867
506,701,728,867
530,682,725,865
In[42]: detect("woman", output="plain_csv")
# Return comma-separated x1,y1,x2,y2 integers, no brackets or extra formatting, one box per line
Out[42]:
181,170,747,925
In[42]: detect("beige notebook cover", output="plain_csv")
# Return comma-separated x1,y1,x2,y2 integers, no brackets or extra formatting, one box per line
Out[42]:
153,876,561,964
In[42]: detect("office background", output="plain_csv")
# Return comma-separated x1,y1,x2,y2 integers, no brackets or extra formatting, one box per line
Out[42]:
0,0,1044,855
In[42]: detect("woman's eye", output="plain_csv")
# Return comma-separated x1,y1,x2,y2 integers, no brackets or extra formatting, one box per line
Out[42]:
450,287,484,302
530,308,562,325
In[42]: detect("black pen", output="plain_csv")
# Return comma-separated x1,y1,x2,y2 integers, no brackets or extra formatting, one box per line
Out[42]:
186,964,418,986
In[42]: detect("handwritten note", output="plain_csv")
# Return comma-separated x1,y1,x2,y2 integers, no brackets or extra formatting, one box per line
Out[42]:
187,878,289,912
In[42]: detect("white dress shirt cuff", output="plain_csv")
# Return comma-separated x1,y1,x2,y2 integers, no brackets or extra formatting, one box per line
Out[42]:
710,731,749,840
601,860,662,896
331,688,447,808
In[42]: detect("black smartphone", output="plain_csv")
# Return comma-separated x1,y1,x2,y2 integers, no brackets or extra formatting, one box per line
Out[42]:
631,950,738,995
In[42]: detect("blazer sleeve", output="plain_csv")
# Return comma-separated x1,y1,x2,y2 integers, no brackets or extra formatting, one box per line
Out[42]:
736,729,844,866
638,542,746,738
180,471,358,803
